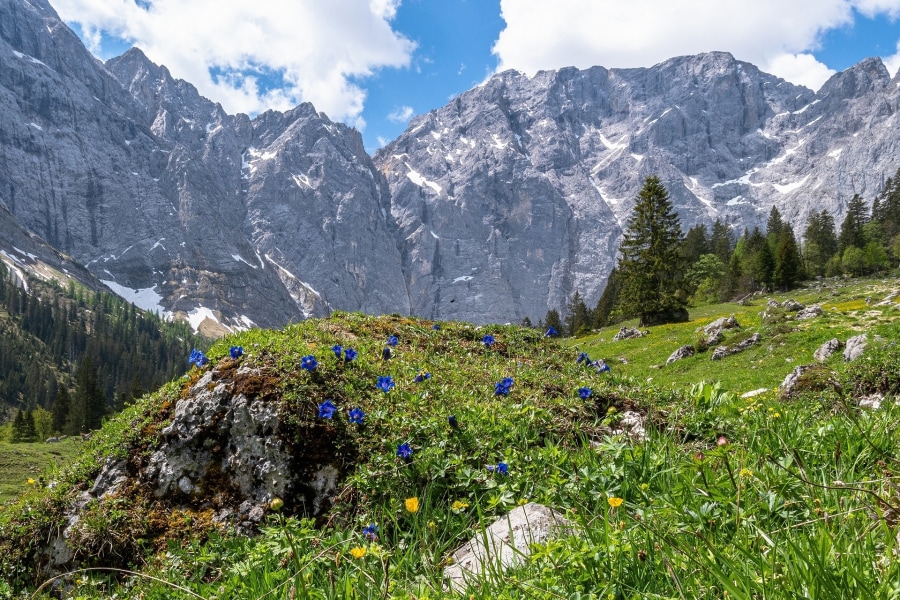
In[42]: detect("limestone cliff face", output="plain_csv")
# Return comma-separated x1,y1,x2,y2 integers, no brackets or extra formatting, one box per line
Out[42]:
1,0,407,331
376,53,900,321
3,0,900,327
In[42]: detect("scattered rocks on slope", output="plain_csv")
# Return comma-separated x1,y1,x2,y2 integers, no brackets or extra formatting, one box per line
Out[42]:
782,299,805,312
875,291,899,306
843,334,868,361
444,503,572,592
710,333,761,360
613,326,647,341
666,345,695,365
780,364,840,398
814,338,843,362
796,304,824,320
702,316,740,336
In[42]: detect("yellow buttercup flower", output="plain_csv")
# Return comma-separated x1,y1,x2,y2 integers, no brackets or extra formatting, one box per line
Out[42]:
607,496,624,508
405,497,420,513
451,500,469,513
349,546,367,559
26,478,36,485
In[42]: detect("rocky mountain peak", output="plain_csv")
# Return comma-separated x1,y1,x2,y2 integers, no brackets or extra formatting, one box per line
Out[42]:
819,57,891,101
3,1,900,328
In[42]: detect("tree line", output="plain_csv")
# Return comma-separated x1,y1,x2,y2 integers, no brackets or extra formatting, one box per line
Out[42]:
1,264,201,441
543,170,900,336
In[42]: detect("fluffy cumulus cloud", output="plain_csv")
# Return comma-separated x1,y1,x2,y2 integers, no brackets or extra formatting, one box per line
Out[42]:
52,0,415,127
493,0,900,91
387,105,414,123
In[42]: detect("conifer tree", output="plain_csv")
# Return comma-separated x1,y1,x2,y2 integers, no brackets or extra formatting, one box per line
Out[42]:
710,218,735,263
773,226,803,289
564,291,591,336
51,386,70,434
803,209,838,276
838,194,869,252
616,176,688,326
593,268,622,328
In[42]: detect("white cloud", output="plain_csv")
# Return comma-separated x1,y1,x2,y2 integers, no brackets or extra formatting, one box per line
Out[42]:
493,0,900,91
763,53,836,91
885,40,900,76
52,0,415,125
387,105,414,123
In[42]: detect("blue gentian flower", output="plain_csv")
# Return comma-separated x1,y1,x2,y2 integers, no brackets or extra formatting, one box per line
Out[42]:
318,399,337,419
188,349,208,368
363,523,379,541
377,375,395,393
348,407,365,424
301,355,318,372
545,326,558,337
331,344,342,359
577,351,590,364
397,442,413,461
592,360,611,373
448,415,459,428
413,370,432,383
344,347,358,362
229,346,243,360
433,324,440,330
387,335,399,347
382,347,391,361
483,334,495,347
578,387,592,399
496,462,509,475
494,379,513,396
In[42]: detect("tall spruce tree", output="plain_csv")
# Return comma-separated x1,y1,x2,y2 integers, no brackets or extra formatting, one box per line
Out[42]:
616,176,688,326
838,194,869,252
773,226,803,289
593,268,623,328
710,218,735,263
564,291,591,336
803,209,838,277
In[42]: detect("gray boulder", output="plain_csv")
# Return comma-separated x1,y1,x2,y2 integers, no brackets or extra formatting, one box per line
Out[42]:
666,345,695,365
782,299,805,312
444,503,572,592
702,316,740,336
780,364,816,397
814,338,843,362
613,326,647,341
711,333,761,360
796,305,824,320
843,334,868,361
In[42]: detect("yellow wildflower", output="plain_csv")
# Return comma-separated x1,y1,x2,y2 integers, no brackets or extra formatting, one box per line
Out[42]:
640,483,649,491
451,500,469,513
607,496,624,508
739,468,753,479
349,546,367,559
405,497,420,513
26,478,36,485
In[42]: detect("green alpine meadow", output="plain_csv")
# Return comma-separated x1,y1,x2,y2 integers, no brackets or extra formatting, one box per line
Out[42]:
1,275,899,599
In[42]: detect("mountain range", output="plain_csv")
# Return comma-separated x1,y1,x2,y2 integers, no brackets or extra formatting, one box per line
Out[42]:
2,0,899,331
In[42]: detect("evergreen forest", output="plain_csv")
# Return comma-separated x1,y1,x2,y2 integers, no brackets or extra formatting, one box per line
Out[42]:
0,264,201,440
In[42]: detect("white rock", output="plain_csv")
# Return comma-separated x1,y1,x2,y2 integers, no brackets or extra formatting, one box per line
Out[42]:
444,503,572,592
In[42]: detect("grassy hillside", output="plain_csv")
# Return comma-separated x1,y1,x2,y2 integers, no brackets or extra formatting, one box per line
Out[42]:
571,277,900,394
1,277,899,598
0,439,82,503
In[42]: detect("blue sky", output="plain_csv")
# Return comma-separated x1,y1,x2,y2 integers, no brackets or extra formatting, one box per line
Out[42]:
54,0,900,153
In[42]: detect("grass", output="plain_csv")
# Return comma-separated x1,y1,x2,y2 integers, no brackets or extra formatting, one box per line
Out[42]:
573,277,900,393
0,276,899,598
0,439,82,504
